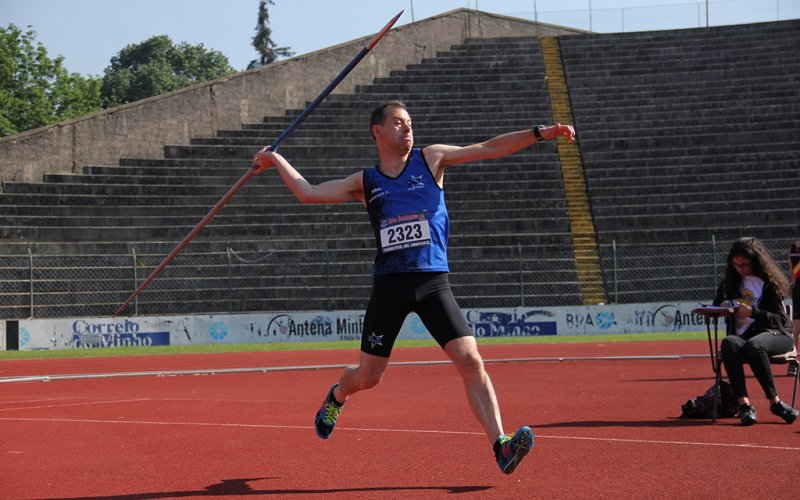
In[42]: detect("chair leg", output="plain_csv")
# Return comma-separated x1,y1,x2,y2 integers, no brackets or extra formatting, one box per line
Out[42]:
712,364,722,422
791,360,799,409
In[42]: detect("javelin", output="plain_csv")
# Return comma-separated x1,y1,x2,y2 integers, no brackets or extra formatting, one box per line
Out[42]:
114,10,404,317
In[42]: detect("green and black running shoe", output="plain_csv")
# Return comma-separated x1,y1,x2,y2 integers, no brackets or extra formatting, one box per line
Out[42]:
315,384,343,439
494,426,534,474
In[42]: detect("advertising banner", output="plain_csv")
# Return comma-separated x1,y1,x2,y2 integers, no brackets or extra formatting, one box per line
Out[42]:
15,301,714,351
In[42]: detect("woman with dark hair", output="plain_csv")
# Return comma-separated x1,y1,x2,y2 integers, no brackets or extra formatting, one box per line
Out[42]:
713,237,797,425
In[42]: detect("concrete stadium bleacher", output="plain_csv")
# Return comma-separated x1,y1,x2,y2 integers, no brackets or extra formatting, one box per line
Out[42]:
0,36,580,318
1,17,798,319
560,19,800,303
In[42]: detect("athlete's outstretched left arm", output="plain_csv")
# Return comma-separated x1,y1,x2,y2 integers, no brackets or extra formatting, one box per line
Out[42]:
424,124,575,172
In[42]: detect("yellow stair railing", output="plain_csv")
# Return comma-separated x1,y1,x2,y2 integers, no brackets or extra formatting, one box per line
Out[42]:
540,36,607,305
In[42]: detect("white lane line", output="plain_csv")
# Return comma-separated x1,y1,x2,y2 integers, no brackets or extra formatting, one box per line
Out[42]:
0,354,707,384
0,398,151,412
536,433,800,451
1,416,797,452
0,396,78,405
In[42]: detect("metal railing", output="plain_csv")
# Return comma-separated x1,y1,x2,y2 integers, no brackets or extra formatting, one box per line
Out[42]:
0,236,793,319
503,0,800,33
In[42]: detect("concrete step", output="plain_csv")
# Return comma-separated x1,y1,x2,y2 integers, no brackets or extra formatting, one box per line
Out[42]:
588,182,797,202
595,223,794,245
587,167,798,188
581,141,800,161
0,214,572,242
593,208,800,230
582,151,798,169
354,81,545,95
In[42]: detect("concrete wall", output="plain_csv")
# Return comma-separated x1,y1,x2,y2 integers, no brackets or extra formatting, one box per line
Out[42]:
0,9,584,187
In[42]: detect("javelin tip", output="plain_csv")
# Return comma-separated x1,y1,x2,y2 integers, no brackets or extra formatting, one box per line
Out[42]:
365,10,404,50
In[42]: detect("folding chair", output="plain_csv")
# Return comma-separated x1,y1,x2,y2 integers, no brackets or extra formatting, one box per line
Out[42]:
787,305,799,377
771,304,799,408
696,303,798,422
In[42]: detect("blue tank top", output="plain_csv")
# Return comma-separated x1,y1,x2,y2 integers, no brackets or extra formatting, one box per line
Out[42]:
363,148,450,275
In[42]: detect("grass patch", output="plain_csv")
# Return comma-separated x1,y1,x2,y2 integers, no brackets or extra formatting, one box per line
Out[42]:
0,331,707,361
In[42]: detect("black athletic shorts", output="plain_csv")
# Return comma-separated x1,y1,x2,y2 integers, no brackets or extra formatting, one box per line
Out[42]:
360,272,473,357
793,282,799,320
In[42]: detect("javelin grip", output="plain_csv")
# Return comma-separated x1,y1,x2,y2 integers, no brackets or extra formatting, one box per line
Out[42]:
114,10,403,317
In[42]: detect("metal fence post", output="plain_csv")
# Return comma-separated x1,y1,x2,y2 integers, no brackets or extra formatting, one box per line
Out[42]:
612,239,618,304
518,243,525,307
131,248,139,316
27,247,34,318
326,247,332,311
226,247,233,315
711,234,718,290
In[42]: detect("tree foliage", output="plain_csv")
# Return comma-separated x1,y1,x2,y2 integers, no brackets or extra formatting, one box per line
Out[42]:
248,0,294,69
100,35,236,107
0,24,102,136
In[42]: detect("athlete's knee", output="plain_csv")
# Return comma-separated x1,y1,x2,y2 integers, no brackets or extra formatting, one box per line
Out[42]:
445,337,484,372
348,356,387,391
451,349,486,377
357,366,384,390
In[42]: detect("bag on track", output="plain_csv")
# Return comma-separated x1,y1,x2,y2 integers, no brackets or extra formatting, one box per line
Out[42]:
679,379,738,419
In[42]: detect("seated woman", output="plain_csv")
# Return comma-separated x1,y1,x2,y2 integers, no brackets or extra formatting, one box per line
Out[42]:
713,237,797,426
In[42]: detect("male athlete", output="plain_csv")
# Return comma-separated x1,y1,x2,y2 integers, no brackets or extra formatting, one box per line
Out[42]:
252,100,575,474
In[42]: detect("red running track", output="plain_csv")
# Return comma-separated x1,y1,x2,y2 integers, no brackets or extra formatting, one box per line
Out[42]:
1,340,798,499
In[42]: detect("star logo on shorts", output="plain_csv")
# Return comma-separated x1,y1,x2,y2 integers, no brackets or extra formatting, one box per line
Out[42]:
368,332,384,349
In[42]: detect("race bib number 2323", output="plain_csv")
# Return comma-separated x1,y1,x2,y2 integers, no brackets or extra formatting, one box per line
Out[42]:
379,212,431,253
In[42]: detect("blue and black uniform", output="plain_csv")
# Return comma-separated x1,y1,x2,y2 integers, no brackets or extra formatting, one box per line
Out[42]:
360,148,472,357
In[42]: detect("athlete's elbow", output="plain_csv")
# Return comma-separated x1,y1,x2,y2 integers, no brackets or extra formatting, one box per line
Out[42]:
288,184,318,204
295,192,316,204
295,189,329,204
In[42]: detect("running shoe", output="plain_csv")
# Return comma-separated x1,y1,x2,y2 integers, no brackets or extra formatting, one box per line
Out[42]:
739,403,757,426
770,400,798,424
315,384,343,439
494,426,534,474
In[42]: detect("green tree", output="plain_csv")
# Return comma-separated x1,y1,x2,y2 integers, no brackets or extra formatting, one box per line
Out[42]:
0,24,102,136
101,35,236,107
248,0,294,69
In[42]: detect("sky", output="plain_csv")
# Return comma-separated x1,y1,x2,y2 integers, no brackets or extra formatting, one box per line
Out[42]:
1,0,797,76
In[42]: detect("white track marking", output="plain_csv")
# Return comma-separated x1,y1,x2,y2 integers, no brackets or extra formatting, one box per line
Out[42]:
536,433,800,451
0,354,707,384
0,416,797,452
0,398,151,412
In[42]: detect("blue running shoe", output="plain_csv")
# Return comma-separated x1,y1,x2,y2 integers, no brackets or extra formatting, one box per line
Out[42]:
495,426,534,474
315,384,343,439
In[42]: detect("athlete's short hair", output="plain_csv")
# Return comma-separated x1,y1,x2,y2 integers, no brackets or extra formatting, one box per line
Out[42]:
370,100,407,140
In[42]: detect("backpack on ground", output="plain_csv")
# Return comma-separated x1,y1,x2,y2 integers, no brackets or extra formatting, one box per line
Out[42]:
679,379,738,419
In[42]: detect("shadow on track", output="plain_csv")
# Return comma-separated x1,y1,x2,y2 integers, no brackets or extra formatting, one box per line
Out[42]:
36,478,494,499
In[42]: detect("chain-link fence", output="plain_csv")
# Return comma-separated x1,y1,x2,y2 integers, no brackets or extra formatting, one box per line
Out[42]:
0,236,794,319
599,236,794,305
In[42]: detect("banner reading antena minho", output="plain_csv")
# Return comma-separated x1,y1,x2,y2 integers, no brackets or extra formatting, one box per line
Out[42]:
15,302,710,351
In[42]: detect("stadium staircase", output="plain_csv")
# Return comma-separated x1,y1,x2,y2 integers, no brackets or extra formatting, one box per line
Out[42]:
540,36,607,306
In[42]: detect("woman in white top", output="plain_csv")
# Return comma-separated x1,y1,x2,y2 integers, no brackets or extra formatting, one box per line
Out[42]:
713,237,796,425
